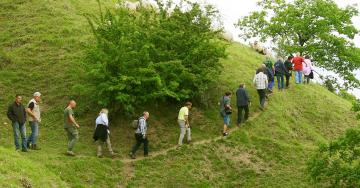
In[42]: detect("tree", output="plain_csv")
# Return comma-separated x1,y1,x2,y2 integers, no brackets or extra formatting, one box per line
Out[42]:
236,0,360,88
307,128,360,187
83,0,227,114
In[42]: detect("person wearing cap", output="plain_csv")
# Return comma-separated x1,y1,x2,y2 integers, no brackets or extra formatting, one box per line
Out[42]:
26,92,42,150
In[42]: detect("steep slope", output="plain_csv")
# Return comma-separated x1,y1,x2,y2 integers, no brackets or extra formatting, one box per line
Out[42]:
124,44,358,187
0,1,358,188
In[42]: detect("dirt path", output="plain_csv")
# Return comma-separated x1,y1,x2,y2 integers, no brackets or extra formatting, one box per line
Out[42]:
120,110,262,164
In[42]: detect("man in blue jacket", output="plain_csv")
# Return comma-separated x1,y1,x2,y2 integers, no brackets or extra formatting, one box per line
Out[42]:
236,84,251,126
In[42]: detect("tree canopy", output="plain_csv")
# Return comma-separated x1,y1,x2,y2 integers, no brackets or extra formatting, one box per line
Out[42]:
237,0,360,88
84,0,227,113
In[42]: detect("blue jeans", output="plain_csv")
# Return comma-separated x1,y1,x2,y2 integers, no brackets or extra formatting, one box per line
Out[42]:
268,81,274,91
27,121,39,145
295,71,302,84
12,122,27,150
276,75,285,89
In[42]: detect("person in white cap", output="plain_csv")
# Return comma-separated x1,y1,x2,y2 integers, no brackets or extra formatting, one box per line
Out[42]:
26,92,42,150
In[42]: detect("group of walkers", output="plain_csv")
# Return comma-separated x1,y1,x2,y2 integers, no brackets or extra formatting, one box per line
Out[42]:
219,52,314,136
5,52,313,158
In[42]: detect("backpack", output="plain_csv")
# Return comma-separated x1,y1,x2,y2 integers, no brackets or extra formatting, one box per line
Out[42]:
131,117,145,129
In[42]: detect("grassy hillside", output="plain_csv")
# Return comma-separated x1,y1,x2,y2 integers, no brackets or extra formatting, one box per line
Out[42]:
0,0,358,187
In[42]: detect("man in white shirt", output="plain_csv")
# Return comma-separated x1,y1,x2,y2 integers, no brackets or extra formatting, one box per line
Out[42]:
253,68,268,110
93,109,115,158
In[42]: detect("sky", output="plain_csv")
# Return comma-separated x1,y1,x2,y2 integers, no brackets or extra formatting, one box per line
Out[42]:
200,0,360,97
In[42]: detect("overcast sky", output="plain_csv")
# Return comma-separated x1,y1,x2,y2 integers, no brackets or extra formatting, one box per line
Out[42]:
198,0,360,97
202,0,360,47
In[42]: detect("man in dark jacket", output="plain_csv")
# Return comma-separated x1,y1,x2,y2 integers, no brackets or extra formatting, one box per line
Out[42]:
7,94,28,152
236,83,251,126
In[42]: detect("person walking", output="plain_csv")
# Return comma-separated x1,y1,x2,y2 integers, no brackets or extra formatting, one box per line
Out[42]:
253,69,268,110
220,92,232,137
64,100,80,156
7,94,28,152
93,108,116,158
264,57,275,93
236,83,250,126
177,102,192,146
274,58,288,90
26,92,42,150
130,111,150,159
284,56,293,88
303,55,313,84
292,52,304,84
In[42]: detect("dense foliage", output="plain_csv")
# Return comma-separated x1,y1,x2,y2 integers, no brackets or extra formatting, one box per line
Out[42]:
237,0,360,88
84,0,226,113
307,128,360,187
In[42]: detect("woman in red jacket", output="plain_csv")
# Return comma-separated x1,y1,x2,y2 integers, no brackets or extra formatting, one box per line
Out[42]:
292,52,304,84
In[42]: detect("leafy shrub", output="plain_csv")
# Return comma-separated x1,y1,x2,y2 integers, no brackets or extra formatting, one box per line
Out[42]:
84,0,227,113
307,128,360,187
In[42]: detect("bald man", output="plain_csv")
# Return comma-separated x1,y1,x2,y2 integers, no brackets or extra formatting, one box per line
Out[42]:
64,100,80,156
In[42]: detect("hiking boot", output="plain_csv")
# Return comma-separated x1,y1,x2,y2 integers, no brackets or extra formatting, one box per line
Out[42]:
21,148,28,152
26,142,31,149
144,154,150,157
66,151,76,156
31,144,41,150
97,154,104,158
223,132,229,137
129,152,136,159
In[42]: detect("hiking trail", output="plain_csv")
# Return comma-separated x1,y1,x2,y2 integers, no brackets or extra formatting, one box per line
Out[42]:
120,110,263,164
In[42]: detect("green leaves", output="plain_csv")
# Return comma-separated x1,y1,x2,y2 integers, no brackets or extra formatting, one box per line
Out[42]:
84,0,226,114
237,0,360,88
307,128,360,187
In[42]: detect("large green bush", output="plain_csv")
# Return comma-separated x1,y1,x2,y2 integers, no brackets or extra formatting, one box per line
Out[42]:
307,128,360,187
84,0,227,113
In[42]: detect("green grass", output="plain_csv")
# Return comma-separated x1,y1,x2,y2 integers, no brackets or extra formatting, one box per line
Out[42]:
0,0,358,187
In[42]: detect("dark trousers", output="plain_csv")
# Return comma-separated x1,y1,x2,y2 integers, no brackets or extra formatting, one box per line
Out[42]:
285,74,291,88
257,89,266,108
237,106,249,125
276,75,285,89
131,133,149,155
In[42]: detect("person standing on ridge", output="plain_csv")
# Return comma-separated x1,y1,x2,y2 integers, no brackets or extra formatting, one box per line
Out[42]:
303,55,313,84
7,94,28,152
64,100,80,156
177,102,192,146
236,83,251,126
292,52,304,84
26,92,42,150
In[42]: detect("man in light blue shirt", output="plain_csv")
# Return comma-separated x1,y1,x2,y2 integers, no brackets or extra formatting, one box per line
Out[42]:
130,111,150,159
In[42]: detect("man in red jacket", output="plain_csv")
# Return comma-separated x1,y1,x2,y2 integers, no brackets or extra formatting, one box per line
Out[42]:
292,52,304,84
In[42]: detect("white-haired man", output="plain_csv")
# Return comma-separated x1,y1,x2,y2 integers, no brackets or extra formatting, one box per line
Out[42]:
26,92,42,150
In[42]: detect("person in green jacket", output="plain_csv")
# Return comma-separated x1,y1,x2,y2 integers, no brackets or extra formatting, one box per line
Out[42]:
284,55,293,88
